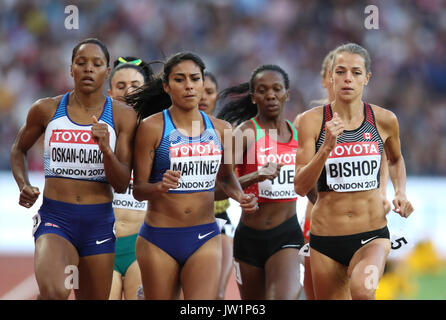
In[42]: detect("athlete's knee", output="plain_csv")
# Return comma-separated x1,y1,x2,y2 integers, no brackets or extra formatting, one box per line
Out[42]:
266,281,302,300
216,287,225,300
266,290,297,300
38,282,71,300
350,265,379,300
350,283,376,300
350,275,379,300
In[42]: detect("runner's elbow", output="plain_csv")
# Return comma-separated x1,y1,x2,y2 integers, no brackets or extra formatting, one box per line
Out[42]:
112,179,129,194
294,185,309,197
132,185,145,201
113,184,127,194
133,194,144,201
294,178,310,197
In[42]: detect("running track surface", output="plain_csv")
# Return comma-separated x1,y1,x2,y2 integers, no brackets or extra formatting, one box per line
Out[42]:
0,255,241,300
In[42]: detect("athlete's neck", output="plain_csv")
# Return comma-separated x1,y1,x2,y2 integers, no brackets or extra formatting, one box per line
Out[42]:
331,98,364,122
256,113,288,134
72,90,105,111
169,105,204,135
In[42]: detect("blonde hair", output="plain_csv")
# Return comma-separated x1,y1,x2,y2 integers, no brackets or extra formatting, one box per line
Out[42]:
309,49,337,107
331,43,371,74
320,49,336,79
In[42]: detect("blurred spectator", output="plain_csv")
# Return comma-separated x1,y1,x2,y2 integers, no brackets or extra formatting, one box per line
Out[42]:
0,0,445,174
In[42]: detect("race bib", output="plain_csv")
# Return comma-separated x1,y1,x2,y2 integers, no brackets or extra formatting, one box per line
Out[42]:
113,182,147,211
298,243,310,257
32,213,41,236
388,230,410,259
325,141,381,192
169,142,222,192
48,129,107,180
216,218,227,231
257,164,297,199
233,261,243,285
256,150,297,200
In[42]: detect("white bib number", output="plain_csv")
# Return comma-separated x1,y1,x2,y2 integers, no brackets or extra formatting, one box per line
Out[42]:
170,154,221,192
298,243,310,257
32,213,41,236
257,164,297,199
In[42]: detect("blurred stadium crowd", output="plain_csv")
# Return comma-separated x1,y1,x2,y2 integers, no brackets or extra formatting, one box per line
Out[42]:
1,0,445,175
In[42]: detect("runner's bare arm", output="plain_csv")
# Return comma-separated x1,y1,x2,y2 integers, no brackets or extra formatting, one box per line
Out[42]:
97,102,137,193
132,115,179,201
379,151,391,214
292,111,318,204
214,119,257,213
293,108,333,196
10,98,54,207
378,109,413,218
214,120,249,200
214,120,268,202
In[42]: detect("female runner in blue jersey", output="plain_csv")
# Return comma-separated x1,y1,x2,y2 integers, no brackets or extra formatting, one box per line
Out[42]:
10,38,138,299
127,52,258,299
294,43,414,300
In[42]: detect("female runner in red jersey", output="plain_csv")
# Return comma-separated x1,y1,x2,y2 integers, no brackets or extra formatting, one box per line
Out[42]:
217,64,309,299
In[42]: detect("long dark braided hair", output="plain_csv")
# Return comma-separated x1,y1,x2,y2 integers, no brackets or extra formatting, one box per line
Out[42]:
125,52,206,121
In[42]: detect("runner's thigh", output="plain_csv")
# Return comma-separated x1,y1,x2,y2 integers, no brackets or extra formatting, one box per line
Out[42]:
34,234,79,299
181,235,222,300
135,236,181,300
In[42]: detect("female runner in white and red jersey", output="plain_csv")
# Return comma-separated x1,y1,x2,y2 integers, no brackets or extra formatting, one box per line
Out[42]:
217,64,311,299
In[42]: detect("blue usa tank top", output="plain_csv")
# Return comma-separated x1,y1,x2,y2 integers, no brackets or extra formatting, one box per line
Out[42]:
149,109,222,193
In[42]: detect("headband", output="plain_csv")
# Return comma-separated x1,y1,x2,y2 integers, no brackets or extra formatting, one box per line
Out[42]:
118,57,142,66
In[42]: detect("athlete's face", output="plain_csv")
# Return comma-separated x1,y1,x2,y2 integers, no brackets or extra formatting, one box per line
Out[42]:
198,77,218,115
108,68,145,102
71,43,110,94
251,70,289,119
163,60,204,110
331,52,371,103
